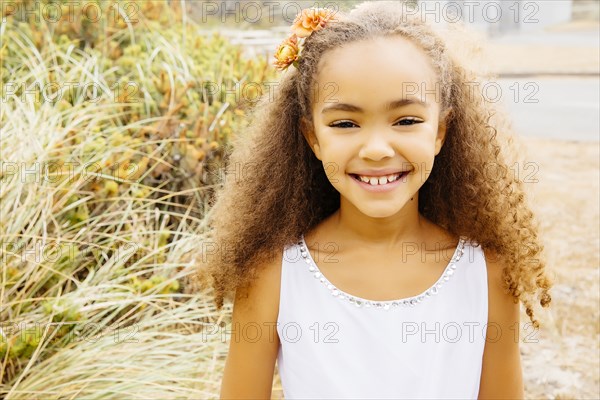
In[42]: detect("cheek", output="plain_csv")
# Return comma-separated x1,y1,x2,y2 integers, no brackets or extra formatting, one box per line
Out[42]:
407,130,438,153
315,133,342,158
418,124,442,152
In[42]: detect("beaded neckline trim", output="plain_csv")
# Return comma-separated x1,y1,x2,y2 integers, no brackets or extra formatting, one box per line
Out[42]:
297,235,466,310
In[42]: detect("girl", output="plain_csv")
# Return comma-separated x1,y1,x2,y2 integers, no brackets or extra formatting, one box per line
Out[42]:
200,2,553,398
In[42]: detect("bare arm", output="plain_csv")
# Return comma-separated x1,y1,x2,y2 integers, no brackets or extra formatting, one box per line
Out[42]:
478,251,525,399
220,252,282,399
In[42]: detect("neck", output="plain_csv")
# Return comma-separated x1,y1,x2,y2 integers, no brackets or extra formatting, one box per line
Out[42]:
331,196,425,249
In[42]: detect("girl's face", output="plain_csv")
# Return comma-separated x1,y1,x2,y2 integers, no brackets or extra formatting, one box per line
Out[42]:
304,35,448,218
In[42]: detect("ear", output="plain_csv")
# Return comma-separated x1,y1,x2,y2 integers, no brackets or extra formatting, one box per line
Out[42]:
300,116,322,160
434,108,451,156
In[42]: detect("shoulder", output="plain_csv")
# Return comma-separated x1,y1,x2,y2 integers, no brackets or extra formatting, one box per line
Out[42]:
234,246,284,318
478,248,524,398
219,247,284,398
482,249,520,325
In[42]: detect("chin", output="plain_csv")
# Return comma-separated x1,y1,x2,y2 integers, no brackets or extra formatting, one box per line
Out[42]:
357,204,405,219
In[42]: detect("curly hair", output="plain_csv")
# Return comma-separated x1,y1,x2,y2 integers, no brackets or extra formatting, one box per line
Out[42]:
195,1,552,328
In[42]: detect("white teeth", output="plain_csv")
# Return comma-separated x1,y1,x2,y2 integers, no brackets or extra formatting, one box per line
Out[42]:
356,173,402,186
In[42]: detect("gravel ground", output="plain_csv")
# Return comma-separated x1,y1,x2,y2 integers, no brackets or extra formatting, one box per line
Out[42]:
518,136,599,399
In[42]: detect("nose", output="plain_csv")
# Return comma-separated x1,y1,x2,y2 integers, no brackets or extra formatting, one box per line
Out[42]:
357,129,395,161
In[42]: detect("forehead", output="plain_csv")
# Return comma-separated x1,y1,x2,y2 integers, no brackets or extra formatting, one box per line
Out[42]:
313,35,439,109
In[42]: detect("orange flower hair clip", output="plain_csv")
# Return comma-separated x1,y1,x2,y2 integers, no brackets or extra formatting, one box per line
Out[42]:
273,7,337,71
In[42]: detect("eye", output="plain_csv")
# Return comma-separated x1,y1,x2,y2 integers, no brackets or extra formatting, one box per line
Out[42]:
328,120,358,129
394,117,423,126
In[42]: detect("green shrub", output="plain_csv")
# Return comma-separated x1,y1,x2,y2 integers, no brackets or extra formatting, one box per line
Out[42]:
0,0,275,396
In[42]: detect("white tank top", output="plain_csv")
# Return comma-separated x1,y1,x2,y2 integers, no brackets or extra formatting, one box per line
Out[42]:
276,235,488,399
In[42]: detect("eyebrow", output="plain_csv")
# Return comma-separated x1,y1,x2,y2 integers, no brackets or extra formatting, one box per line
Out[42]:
321,98,429,114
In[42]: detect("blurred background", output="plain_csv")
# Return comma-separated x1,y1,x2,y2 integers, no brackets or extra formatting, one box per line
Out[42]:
0,0,598,398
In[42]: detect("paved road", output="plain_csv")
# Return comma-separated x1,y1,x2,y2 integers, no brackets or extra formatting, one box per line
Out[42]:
497,77,599,141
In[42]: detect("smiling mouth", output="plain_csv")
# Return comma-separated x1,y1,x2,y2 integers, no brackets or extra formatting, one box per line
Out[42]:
349,171,410,186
